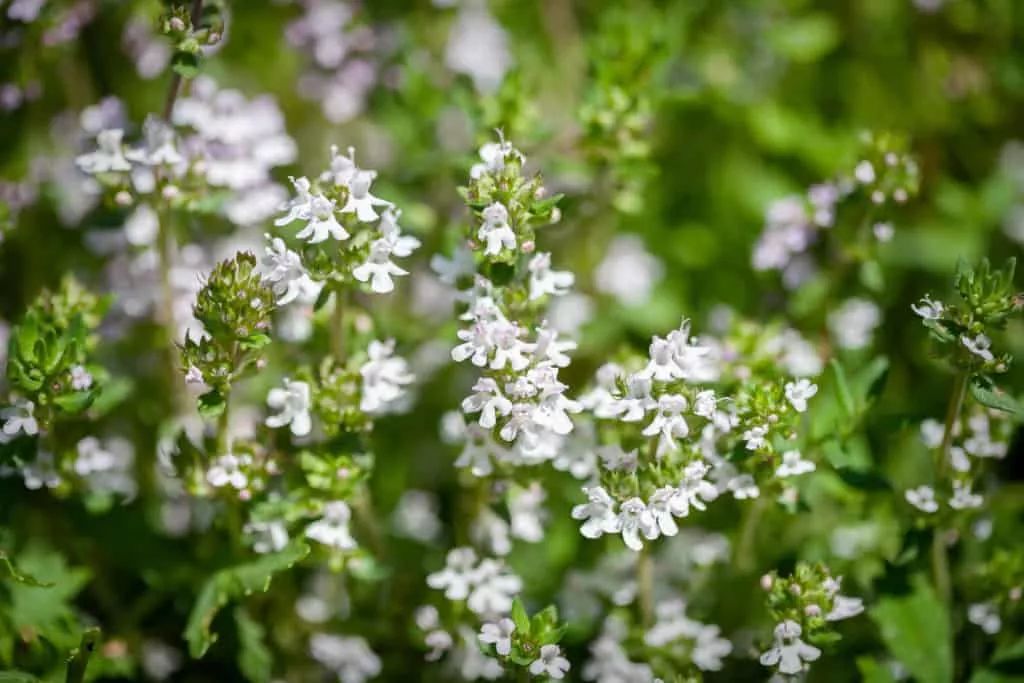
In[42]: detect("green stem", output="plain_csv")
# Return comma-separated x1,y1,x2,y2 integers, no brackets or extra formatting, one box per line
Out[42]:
517,665,530,683
735,496,767,573
637,544,654,628
330,289,347,362
931,371,968,608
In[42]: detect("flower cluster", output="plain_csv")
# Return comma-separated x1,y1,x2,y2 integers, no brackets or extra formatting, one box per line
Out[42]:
759,563,864,677
271,145,418,296
569,318,820,550
752,132,920,289
439,137,578,475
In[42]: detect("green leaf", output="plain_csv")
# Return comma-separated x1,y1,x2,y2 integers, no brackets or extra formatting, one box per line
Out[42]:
0,672,41,682
197,390,227,419
970,381,1024,420
830,359,855,417
88,377,133,417
767,14,839,63
235,608,272,683
65,627,101,683
1,551,55,587
172,51,200,78
239,333,271,351
870,576,952,683
53,390,98,415
185,542,309,658
511,597,530,636
857,657,897,683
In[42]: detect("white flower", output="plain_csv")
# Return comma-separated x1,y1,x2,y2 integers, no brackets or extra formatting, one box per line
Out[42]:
618,497,658,551
968,602,1002,635
529,644,570,680
949,481,983,509
2,400,38,438
692,624,733,672
508,482,546,542
727,474,760,500
206,454,248,490
470,139,520,179
431,244,476,285
776,450,815,478
265,378,313,437
759,620,821,675
467,558,522,616
784,379,818,413
76,129,132,174
642,336,682,382
961,333,995,362
477,202,516,255
275,176,314,226
256,236,321,305
642,394,689,455
826,594,864,621
920,418,944,448
444,0,512,94
126,117,182,167
378,208,421,257
244,520,289,554
528,252,574,300
594,234,663,306
309,634,381,683
854,160,876,184
360,339,414,413
69,364,94,391
533,324,576,368
911,295,943,320
693,390,717,419
478,618,515,656
571,486,621,539
424,629,453,661
828,298,881,350
905,485,938,513
306,501,357,550
648,486,680,537
295,194,349,244
742,424,768,451
671,461,719,517
427,547,478,601
341,169,391,222
353,238,409,294
462,378,513,428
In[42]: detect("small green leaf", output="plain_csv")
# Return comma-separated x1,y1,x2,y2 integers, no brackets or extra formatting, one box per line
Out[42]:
835,466,892,492
511,597,530,635
172,51,200,78
185,542,309,658
53,390,98,415
197,390,227,419
970,380,1024,420
239,333,271,351
830,359,855,417
235,608,272,683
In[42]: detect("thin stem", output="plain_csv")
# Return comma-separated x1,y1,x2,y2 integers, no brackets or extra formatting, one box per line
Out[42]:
637,544,654,628
932,371,968,606
161,0,204,121
330,289,347,361
735,496,767,573
517,666,530,683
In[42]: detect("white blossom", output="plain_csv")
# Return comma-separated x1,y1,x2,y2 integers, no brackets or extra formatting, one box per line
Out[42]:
528,252,574,300
784,379,818,413
759,620,821,676
265,378,313,437
530,644,571,680
2,400,39,438
206,454,248,490
478,618,515,656
961,333,995,362
905,485,938,513
828,298,881,350
256,235,322,305
968,602,1002,635
949,481,983,509
776,450,815,478
617,497,658,551
572,486,621,539
353,238,409,293
911,295,944,320
309,634,381,683
341,169,391,222
477,202,516,255
76,128,132,174
306,501,357,550
360,339,414,413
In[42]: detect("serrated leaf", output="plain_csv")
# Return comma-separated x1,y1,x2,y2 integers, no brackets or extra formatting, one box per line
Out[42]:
1,551,54,587
970,381,1024,420
235,608,272,683
185,542,309,658
871,576,952,683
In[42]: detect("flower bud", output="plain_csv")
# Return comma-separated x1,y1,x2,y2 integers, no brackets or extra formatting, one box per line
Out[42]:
115,190,133,206
760,574,773,591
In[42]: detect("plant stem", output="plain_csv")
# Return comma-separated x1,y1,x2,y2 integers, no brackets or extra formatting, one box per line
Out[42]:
330,289,347,361
517,666,530,683
161,0,205,121
735,496,767,573
637,544,654,627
